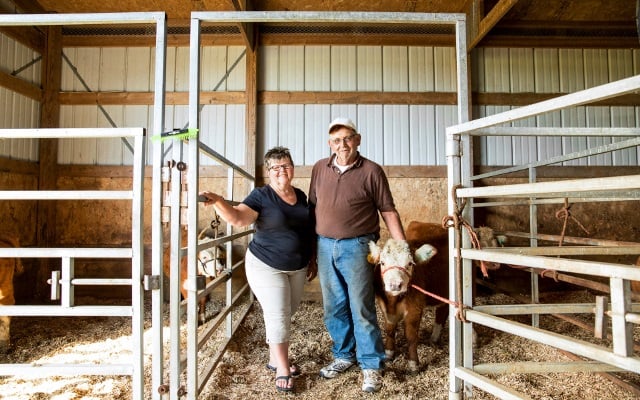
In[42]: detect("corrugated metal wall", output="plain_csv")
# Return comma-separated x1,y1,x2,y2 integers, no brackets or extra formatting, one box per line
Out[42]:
1,33,638,168
0,33,40,161
473,47,640,166
258,45,458,166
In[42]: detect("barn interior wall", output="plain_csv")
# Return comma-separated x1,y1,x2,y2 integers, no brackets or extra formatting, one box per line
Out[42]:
2,37,640,300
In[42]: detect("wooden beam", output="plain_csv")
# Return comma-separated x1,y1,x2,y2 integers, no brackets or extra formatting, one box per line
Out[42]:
0,69,42,101
469,0,518,50
55,90,640,107
245,27,258,176
0,26,45,52
227,0,256,50
9,0,46,13
37,25,62,301
62,33,455,47
479,35,640,49
58,91,246,105
261,91,458,105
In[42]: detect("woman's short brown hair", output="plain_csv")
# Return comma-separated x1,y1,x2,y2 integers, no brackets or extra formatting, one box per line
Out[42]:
264,146,293,170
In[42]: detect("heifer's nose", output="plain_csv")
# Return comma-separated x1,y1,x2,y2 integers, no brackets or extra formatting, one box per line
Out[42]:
387,280,402,293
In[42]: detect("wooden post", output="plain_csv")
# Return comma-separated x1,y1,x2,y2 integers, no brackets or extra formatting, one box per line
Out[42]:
36,26,62,301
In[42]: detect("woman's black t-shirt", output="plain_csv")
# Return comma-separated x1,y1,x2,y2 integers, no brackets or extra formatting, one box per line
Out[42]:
242,185,313,271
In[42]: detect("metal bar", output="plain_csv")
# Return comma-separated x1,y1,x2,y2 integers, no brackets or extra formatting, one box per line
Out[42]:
61,257,74,307
130,132,146,400
465,310,640,371
447,75,640,135
151,12,168,400
462,248,640,280
457,174,640,198
610,278,634,356
192,230,253,253
494,245,640,256
168,133,184,400
498,232,640,247
447,16,469,400
186,16,202,400
453,367,532,400
468,127,640,136
0,12,165,25
192,11,465,24
472,303,634,315
67,278,133,285
199,141,254,180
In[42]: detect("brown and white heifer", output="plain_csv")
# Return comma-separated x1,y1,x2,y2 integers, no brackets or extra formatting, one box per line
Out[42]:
163,228,226,325
369,221,503,372
0,234,23,353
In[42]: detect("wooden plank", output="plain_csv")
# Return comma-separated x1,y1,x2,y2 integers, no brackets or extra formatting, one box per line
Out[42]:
0,27,45,52
55,90,640,107
469,0,518,50
36,26,61,300
245,40,257,176
58,91,246,105
0,69,42,100
261,91,457,104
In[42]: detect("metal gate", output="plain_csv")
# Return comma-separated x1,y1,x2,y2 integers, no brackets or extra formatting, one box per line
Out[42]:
150,134,255,399
445,75,640,399
0,12,167,400
0,126,147,398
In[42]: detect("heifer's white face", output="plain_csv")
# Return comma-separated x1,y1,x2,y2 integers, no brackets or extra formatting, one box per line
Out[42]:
197,246,226,277
369,239,415,296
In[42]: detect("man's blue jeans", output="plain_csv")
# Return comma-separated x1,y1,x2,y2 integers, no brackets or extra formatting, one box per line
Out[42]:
317,234,385,370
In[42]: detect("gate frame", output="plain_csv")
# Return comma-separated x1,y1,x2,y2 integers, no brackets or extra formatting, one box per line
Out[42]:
446,75,640,399
0,12,166,400
184,10,470,400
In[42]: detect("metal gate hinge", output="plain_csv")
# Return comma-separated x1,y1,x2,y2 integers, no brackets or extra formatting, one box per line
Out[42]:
143,274,161,291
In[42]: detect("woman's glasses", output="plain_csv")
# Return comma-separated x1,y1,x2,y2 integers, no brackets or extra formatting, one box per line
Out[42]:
268,164,293,172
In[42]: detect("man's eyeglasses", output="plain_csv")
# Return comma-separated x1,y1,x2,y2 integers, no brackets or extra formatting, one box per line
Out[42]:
330,134,357,146
268,164,293,172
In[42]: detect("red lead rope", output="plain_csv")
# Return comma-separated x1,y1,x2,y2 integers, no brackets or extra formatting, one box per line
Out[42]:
410,283,455,306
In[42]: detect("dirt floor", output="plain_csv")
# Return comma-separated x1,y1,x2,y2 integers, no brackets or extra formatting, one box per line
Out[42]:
0,290,639,400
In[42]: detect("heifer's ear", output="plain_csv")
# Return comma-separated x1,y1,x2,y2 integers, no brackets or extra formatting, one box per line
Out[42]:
496,235,507,247
414,244,437,264
367,241,381,264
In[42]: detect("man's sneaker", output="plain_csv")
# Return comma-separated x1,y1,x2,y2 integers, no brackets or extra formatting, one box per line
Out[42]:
361,369,382,393
319,358,355,379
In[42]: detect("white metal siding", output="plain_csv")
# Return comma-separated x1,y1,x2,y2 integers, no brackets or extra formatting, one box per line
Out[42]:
358,46,382,91
0,33,40,161
331,46,357,91
533,48,563,163
304,46,330,91
3,37,638,168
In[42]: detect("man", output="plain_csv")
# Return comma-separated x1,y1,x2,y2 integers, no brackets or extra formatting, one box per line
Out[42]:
308,117,406,393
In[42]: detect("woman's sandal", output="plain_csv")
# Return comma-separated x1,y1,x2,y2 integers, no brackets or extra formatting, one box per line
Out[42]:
275,375,294,392
266,362,301,377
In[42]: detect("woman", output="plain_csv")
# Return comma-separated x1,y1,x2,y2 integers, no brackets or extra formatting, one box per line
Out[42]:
199,146,316,393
